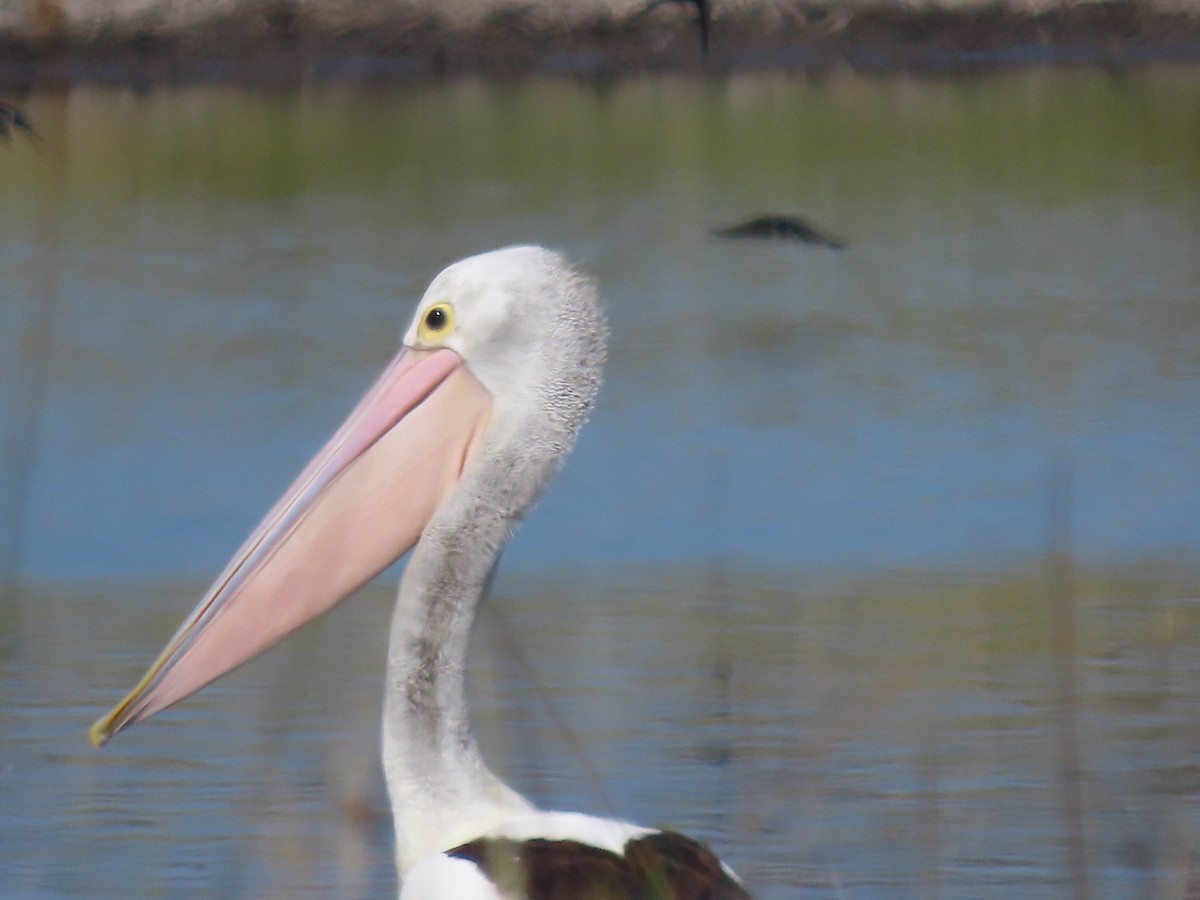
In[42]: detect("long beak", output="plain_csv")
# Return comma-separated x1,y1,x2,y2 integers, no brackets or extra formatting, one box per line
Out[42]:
90,346,492,747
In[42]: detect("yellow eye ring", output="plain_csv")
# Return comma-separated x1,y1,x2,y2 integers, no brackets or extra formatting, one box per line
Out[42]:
417,302,456,343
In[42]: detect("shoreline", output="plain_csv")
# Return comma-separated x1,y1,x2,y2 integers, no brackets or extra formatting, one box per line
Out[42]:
2,1,1200,88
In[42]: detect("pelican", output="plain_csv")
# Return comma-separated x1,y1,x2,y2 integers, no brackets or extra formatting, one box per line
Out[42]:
91,246,751,899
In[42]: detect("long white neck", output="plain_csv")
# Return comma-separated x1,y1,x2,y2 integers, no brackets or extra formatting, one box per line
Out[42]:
381,466,536,875
382,258,607,876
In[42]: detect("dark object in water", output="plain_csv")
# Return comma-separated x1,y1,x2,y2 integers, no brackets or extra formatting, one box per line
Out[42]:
0,101,37,143
711,213,848,251
630,0,710,56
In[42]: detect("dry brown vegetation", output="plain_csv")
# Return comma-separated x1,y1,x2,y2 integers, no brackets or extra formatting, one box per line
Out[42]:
0,0,1198,84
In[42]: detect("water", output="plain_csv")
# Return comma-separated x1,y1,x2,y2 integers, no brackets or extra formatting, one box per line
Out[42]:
1,69,1199,897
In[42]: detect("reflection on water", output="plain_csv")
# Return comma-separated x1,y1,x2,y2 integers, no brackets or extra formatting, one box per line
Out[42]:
3,571,1200,898
1,69,1198,897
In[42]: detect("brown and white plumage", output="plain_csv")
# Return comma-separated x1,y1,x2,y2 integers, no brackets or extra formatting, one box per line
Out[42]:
91,246,750,899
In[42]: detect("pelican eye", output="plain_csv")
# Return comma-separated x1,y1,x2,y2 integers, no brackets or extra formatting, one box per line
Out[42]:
418,303,456,343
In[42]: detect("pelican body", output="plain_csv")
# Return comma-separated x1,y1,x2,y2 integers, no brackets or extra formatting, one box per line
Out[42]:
92,247,750,899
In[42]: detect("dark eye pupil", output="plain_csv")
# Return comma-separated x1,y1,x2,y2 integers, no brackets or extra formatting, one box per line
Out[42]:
425,307,446,330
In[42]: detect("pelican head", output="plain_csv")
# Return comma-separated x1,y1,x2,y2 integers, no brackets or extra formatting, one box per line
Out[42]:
91,245,606,746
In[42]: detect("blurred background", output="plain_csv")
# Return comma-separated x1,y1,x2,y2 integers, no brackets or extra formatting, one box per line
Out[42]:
1,4,1199,898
